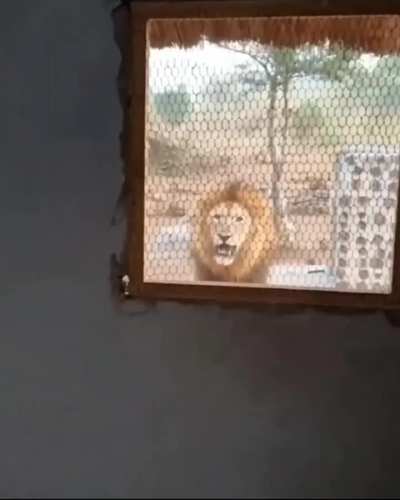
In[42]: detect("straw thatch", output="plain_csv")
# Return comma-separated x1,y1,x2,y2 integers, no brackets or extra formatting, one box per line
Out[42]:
147,15,400,54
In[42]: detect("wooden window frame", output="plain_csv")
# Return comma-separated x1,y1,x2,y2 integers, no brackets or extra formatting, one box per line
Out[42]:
123,0,400,310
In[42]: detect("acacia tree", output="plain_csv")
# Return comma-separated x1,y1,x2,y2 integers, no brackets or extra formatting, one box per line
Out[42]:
215,41,357,224
347,55,400,113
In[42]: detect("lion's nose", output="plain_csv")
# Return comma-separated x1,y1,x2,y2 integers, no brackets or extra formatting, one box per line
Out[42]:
218,234,231,243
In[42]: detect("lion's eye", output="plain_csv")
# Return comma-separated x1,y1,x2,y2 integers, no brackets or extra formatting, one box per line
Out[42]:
213,214,221,221
236,216,244,222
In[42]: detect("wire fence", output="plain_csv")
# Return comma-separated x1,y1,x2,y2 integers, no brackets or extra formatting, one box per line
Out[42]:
143,18,400,293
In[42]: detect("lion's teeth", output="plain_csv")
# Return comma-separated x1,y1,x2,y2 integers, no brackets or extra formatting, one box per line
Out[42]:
216,245,236,258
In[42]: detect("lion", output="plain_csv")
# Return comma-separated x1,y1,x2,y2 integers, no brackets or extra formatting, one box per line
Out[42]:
192,182,279,283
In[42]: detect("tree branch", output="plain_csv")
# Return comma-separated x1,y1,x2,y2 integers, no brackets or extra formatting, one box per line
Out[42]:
212,41,274,80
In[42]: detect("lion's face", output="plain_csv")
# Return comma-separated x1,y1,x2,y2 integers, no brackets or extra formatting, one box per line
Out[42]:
193,183,278,283
207,202,252,266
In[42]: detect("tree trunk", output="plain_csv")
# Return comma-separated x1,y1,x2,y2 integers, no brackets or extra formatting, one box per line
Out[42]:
267,79,282,228
281,76,290,164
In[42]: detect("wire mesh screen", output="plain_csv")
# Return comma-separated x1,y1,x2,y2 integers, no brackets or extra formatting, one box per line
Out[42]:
143,16,400,293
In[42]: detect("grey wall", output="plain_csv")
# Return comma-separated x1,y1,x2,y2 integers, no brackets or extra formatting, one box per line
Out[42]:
1,1,400,497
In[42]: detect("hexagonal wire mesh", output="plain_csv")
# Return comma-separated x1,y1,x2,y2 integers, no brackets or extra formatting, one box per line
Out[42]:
143,15,400,294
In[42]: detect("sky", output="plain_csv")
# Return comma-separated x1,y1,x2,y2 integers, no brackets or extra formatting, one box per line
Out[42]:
148,41,260,93
148,40,380,94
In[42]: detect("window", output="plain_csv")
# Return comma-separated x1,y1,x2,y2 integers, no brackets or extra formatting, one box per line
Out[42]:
122,1,400,309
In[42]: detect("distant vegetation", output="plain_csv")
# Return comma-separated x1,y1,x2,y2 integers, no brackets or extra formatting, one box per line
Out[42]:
151,84,193,125
149,44,400,184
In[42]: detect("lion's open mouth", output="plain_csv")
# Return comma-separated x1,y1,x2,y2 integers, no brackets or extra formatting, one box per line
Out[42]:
215,243,236,257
